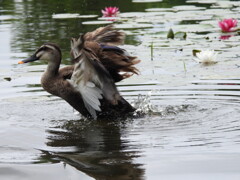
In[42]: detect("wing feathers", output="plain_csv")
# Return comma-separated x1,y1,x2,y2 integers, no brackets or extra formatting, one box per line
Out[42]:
70,50,120,119
79,81,102,119
84,25,125,45
90,58,121,104
69,25,140,119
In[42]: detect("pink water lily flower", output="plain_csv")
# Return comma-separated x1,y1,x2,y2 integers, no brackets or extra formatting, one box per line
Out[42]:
218,18,238,32
101,7,119,17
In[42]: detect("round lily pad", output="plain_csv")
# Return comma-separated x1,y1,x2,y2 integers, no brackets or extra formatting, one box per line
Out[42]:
145,8,174,12
82,21,113,25
115,23,153,29
98,17,121,21
52,13,80,19
173,5,206,11
132,0,162,3
78,15,98,18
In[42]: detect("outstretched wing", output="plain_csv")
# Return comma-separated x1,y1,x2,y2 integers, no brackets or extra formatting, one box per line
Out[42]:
100,44,140,82
69,47,121,119
83,25,125,46
70,26,141,82
70,25,125,61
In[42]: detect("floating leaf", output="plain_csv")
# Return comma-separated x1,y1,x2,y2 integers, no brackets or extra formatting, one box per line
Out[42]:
167,28,174,39
173,5,206,11
132,0,163,3
145,8,173,12
52,14,98,19
174,32,187,40
186,0,218,4
114,23,153,29
98,17,120,21
0,15,15,21
78,15,98,18
52,13,80,19
120,12,146,18
171,24,215,33
82,21,113,25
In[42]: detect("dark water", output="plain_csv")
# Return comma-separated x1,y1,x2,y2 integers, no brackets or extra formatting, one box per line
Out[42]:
1,0,240,179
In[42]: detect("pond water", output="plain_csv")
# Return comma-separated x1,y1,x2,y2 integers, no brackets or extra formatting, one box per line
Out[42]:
1,0,240,179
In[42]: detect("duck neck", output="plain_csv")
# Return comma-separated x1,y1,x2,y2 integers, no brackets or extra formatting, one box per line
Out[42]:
45,53,61,77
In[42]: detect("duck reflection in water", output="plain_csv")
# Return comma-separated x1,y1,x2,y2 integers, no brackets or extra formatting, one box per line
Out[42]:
41,119,144,180
18,25,140,120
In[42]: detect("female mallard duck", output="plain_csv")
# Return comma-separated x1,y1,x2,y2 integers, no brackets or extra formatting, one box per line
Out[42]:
18,25,140,119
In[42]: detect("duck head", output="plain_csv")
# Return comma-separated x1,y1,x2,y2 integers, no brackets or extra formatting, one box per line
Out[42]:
18,43,62,64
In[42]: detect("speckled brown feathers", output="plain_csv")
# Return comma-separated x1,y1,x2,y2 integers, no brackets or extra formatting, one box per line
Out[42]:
69,25,140,118
70,25,140,82
83,25,125,45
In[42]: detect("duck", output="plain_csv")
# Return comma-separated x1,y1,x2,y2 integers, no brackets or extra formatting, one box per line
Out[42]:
18,25,140,120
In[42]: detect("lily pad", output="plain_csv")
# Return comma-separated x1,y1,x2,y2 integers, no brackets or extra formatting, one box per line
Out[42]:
175,32,187,40
211,1,235,8
82,21,113,25
173,5,206,11
98,17,121,21
132,0,162,3
175,11,213,21
0,15,14,21
114,23,153,29
52,13,80,19
78,15,98,18
186,0,218,4
145,8,173,12
199,20,219,27
172,24,215,33
120,12,147,18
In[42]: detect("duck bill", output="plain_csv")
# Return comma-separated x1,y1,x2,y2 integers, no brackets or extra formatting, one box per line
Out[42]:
18,54,39,64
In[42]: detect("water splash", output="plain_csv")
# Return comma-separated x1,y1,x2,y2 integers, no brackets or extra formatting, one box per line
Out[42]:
131,91,158,116
131,90,192,117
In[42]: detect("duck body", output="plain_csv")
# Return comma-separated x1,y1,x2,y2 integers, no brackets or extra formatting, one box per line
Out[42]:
40,66,88,116
19,25,140,120
41,65,134,119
